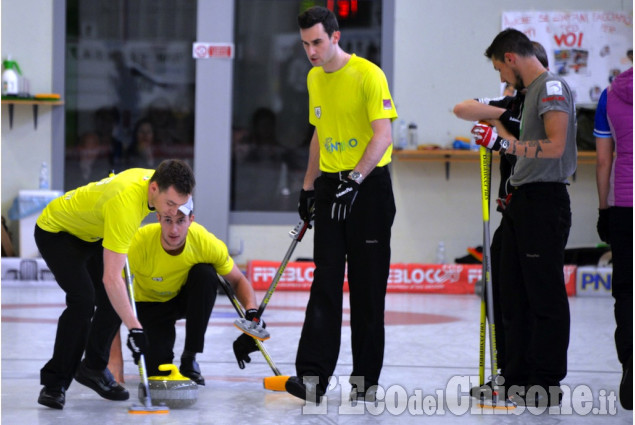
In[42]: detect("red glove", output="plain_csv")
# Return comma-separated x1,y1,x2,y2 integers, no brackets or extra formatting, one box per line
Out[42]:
471,123,508,151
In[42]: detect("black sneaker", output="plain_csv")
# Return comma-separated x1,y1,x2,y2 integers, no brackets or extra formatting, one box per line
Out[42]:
74,360,129,401
38,386,65,409
349,385,377,403
285,376,324,404
180,357,205,386
620,355,633,410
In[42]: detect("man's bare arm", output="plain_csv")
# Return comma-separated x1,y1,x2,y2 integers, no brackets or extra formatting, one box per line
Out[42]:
103,248,142,330
504,110,569,159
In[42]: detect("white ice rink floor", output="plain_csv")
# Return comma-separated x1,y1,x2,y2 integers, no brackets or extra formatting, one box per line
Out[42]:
2,281,633,425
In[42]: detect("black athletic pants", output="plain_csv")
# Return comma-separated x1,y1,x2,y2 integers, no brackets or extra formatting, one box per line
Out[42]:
489,223,505,374
35,225,120,389
135,264,218,376
609,206,633,366
499,183,571,388
295,167,396,392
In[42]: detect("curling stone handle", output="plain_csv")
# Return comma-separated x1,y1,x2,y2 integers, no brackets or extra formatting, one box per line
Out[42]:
157,363,191,381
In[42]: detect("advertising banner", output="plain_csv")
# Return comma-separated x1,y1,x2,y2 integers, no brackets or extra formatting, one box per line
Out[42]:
247,261,577,296
576,266,612,297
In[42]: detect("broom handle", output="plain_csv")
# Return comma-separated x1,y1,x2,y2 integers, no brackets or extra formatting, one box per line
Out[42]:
480,147,499,384
219,277,282,376
124,258,153,408
254,219,311,319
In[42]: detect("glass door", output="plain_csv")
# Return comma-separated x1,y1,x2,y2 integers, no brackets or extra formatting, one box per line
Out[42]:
64,0,197,189
230,0,383,214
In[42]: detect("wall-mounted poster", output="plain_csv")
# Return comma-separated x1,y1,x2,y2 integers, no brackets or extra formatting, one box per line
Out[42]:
502,11,633,105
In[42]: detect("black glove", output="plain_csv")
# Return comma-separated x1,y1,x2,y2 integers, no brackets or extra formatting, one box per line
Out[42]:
245,308,266,328
126,328,147,365
331,179,359,221
233,333,259,369
298,189,315,222
597,208,611,243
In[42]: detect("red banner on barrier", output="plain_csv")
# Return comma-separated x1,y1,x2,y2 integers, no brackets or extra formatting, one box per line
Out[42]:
248,260,316,291
388,263,480,294
247,261,480,294
564,265,577,296
247,261,578,296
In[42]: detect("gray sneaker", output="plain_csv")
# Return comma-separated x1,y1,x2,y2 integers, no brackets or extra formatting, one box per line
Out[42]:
473,381,526,400
508,385,561,408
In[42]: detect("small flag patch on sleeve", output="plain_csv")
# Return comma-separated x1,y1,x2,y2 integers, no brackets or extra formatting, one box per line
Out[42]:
546,81,563,95
383,99,392,109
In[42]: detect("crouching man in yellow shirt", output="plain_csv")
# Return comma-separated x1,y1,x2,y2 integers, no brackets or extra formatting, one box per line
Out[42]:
127,197,262,385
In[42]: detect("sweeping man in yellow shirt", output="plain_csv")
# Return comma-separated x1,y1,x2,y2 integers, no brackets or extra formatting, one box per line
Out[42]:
35,159,195,410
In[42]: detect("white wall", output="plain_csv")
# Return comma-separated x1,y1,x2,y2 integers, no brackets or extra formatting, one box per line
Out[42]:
1,0,631,263
393,0,631,143
1,0,55,247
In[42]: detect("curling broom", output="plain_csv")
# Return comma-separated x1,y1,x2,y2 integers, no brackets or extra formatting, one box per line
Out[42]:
233,218,312,340
124,258,170,414
219,277,289,391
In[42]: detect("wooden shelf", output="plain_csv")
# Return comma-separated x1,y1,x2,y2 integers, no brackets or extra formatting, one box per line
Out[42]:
394,148,484,162
393,148,597,179
2,98,64,129
1,98,64,106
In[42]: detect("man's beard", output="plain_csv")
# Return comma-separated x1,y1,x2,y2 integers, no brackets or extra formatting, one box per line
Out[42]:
513,71,525,91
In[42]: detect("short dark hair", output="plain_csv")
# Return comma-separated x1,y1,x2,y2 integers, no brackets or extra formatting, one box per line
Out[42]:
298,6,339,37
485,28,536,62
150,159,195,195
532,41,549,68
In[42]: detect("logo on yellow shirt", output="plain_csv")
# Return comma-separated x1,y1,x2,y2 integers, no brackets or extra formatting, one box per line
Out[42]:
314,106,321,119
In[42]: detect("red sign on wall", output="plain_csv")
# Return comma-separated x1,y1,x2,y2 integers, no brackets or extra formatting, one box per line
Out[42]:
192,42,234,59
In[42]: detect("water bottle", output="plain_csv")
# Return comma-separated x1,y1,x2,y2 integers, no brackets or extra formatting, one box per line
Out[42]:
436,241,446,264
277,162,290,196
408,122,418,149
39,162,49,190
396,120,408,150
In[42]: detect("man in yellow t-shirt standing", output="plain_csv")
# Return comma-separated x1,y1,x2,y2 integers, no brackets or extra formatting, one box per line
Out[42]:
127,198,261,385
34,159,195,410
286,6,398,403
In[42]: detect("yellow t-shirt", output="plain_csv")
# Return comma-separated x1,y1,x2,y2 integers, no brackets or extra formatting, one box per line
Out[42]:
36,168,154,253
307,54,398,172
128,221,234,302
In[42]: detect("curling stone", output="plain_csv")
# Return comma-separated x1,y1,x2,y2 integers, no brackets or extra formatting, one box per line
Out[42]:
139,364,198,409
